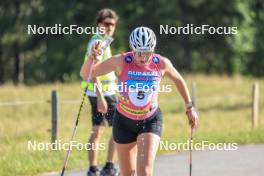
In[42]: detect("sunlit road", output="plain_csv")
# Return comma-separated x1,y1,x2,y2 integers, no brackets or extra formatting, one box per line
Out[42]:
39,144,264,176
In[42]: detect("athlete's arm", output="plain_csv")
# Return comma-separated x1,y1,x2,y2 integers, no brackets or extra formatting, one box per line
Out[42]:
93,58,108,113
80,55,106,111
161,57,192,105
80,40,108,113
80,54,122,80
161,56,198,128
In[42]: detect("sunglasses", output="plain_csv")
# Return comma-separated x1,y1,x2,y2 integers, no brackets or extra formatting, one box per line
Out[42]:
102,21,116,27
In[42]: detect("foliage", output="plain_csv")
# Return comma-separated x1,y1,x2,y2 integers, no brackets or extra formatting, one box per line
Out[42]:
0,0,264,84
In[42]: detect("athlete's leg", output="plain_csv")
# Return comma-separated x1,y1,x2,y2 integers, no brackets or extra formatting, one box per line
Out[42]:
136,133,160,176
105,95,117,163
87,96,106,167
106,136,116,162
88,125,105,166
116,142,137,176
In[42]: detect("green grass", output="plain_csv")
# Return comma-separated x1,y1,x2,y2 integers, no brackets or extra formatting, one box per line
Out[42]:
0,74,264,176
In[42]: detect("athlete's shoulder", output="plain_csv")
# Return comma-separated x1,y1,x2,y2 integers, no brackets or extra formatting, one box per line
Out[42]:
122,51,134,64
158,55,171,70
159,55,170,62
151,53,161,65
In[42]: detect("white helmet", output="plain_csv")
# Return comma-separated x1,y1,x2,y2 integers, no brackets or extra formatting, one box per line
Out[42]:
129,26,156,52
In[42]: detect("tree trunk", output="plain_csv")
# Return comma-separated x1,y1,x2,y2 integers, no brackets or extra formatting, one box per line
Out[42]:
0,43,4,85
14,42,19,85
13,0,24,85
178,0,192,71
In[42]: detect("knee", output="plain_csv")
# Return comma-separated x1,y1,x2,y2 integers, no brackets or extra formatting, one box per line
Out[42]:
90,126,104,140
137,165,153,176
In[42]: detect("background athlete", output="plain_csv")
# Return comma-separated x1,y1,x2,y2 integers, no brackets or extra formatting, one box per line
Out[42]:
81,27,199,176
81,8,119,176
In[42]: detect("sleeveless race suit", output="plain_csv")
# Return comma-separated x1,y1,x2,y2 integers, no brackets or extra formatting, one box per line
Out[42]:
116,52,162,120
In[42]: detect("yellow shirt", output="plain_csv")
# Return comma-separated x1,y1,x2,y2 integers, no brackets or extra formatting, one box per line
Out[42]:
81,34,116,96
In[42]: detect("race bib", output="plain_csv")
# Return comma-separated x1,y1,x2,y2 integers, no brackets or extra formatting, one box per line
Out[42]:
126,80,157,107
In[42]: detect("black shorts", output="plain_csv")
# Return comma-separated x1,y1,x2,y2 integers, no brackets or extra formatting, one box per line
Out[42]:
113,108,163,144
88,95,117,126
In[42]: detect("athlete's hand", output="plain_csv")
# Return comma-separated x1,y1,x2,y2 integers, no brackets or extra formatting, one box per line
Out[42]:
91,41,103,58
97,96,108,114
186,106,199,129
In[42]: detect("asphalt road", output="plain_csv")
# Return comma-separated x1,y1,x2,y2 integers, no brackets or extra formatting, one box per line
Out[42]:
39,144,264,176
